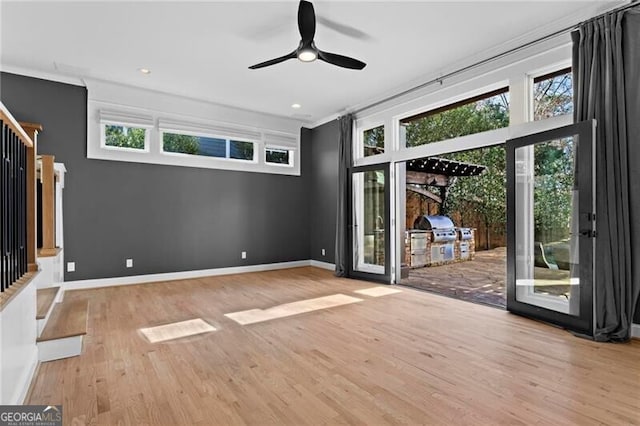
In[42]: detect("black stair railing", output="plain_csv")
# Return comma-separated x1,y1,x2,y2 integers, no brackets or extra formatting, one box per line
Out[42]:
1,118,28,292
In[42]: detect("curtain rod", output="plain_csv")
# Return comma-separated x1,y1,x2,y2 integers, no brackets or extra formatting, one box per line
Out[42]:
351,0,638,117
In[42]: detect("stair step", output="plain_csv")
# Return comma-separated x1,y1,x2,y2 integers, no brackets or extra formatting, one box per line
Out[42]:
37,299,88,343
36,287,60,320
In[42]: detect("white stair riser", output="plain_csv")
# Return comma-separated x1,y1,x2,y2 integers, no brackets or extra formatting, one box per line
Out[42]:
37,336,83,362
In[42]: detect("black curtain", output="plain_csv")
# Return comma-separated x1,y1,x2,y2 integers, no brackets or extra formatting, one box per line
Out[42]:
335,114,353,277
572,6,640,341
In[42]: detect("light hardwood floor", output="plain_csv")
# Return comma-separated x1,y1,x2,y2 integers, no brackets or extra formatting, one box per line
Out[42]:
27,267,640,425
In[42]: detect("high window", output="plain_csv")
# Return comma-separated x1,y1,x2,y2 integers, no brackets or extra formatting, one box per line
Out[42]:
88,83,301,176
533,68,573,120
161,132,255,161
401,88,510,148
265,147,293,166
363,125,385,157
103,124,148,150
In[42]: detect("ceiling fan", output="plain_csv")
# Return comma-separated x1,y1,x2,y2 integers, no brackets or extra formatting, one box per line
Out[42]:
248,0,366,70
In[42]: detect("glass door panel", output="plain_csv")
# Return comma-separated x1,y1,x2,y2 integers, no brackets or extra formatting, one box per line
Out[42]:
349,164,391,282
507,120,595,335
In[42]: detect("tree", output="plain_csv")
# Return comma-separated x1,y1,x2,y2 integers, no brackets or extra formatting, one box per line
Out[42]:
533,73,573,120
533,138,574,242
403,73,575,249
405,94,509,249
404,93,509,148
230,141,254,160
442,145,507,249
163,133,199,154
105,125,146,149
364,126,384,156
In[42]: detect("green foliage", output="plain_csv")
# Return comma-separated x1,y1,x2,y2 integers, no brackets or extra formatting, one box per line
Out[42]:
364,126,385,156
266,149,289,164
405,81,575,246
533,139,575,242
163,133,199,154
105,125,146,149
405,94,509,147
364,126,384,148
442,146,506,230
230,141,254,160
406,94,510,244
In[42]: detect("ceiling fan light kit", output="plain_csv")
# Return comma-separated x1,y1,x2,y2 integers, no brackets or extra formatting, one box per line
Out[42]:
249,0,366,70
297,45,318,62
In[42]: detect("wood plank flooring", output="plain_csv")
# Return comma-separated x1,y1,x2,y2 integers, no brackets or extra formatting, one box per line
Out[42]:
27,267,640,425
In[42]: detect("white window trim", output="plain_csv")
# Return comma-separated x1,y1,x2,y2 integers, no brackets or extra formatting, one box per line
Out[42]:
354,40,575,167
351,36,576,285
87,80,302,176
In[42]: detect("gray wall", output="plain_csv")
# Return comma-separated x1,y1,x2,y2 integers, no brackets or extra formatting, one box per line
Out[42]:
309,119,340,263
1,72,310,281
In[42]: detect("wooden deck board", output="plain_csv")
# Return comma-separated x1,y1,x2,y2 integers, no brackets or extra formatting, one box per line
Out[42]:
26,267,640,425
36,286,60,319
37,298,88,342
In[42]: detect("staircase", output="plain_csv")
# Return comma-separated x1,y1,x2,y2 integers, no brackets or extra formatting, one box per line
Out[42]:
36,287,88,362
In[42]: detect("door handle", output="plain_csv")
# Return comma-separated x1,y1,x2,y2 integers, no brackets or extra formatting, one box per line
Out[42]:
579,229,596,238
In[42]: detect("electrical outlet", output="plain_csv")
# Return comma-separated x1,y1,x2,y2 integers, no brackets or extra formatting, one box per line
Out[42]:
67,262,75,272
321,248,326,256
241,251,247,259
126,258,133,268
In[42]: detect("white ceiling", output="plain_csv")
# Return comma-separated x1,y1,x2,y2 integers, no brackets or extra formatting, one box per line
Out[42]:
0,1,622,125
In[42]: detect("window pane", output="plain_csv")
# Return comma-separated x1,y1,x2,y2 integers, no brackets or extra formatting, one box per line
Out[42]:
533,69,573,120
402,90,509,148
266,148,290,164
163,133,225,157
230,140,254,161
105,125,146,149
198,137,227,157
363,125,384,157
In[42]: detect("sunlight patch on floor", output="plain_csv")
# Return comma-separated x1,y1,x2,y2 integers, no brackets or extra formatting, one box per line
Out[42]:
140,318,217,343
354,286,402,297
225,294,363,325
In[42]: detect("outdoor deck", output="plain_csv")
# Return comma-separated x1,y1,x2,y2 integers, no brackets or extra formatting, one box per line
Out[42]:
402,247,508,308
402,247,572,309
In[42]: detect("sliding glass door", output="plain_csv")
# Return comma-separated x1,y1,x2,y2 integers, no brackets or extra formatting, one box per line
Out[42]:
349,164,391,283
506,120,595,335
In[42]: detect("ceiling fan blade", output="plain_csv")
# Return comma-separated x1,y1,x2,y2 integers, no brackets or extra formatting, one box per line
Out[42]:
316,16,371,41
318,50,366,70
248,51,297,69
298,0,316,44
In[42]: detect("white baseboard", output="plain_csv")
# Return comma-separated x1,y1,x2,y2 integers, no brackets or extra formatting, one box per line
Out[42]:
632,323,640,339
64,260,315,291
15,350,38,405
310,260,336,271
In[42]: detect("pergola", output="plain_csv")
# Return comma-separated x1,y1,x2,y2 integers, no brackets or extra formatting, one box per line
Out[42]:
406,157,486,206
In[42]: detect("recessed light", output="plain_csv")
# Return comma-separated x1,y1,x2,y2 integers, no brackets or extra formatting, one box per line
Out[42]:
291,103,302,109
139,68,151,75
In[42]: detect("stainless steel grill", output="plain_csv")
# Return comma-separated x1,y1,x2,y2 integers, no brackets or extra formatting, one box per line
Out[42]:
414,215,457,242
413,215,454,230
405,214,476,267
431,229,457,243
457,228,473,241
